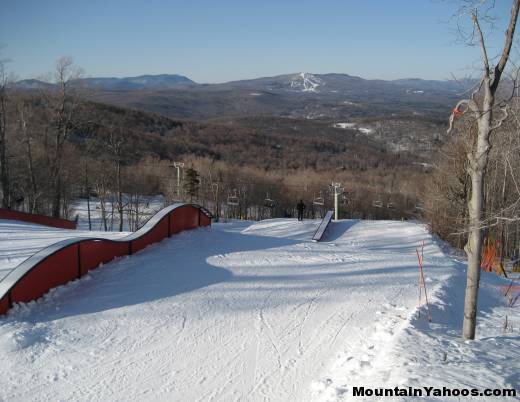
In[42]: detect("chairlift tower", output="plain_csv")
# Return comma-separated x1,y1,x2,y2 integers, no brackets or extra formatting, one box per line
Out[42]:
173,162,184,199
329,181,344,221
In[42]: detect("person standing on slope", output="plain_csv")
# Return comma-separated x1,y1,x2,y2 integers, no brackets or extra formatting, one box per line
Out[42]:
297,200,306,221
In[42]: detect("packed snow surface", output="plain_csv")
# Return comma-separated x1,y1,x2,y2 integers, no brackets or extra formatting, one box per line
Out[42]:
0,218,518,401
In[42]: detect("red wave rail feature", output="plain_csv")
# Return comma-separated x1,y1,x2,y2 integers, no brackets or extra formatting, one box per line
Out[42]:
0,208,77,230
0,203,212,315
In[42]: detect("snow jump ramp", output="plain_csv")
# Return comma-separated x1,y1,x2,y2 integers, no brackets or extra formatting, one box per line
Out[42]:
0,203,212,315
312,210,334,242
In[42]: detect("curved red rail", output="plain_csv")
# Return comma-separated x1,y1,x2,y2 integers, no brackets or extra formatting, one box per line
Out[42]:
0,203,212,315
0,208,77,229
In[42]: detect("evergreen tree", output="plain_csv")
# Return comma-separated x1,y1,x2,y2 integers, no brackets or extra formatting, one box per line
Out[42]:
184,167,200,201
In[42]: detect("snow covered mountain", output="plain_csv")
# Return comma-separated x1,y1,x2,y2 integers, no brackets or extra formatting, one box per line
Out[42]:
288,72,325,92
13,72,470,122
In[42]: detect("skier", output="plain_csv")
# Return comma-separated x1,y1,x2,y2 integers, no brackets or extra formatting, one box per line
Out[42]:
297,200,306,221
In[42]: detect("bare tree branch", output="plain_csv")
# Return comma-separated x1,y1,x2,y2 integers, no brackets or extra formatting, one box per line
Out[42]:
490,0,520,93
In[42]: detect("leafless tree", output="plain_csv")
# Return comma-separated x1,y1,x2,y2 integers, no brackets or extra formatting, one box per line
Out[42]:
43,57,83,218
109,128,126,232
448,0,520,340
0,54,11,208
16,96,41,212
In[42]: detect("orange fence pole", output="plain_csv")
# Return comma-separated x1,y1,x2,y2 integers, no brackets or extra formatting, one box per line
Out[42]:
416,241,432,322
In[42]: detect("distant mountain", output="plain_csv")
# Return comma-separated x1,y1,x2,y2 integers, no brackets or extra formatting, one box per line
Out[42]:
14,72,468,95
15,74,196,91
13,79,55,90
14,72,472,121
211,72,330,93
87,72,467,121
211,72,467,95
78,74,196,90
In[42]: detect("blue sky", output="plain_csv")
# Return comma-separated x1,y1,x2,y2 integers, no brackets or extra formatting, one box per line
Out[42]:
0,0,514,82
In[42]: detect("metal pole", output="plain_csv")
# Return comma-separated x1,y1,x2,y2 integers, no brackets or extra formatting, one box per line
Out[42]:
330,181,343,221
173,162,184,200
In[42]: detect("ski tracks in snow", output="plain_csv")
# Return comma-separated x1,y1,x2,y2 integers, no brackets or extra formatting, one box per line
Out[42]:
0,219,456,401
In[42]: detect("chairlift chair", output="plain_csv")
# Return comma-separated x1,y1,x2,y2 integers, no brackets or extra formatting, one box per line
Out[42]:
227,189,239,206
372,200,383,208
313,192,325,206
264,193,275,208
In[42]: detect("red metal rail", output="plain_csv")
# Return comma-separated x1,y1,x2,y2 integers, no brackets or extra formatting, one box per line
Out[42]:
0,203,212,315
0,208,77,230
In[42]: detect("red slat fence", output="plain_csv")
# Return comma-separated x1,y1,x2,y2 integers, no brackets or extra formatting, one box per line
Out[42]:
0,203,212,315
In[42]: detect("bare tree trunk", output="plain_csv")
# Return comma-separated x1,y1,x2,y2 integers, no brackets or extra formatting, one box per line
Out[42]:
19,102,39,213
117,160,123,232
51,174,62,218
101,198,107,231
135,194,140,230
85,162,92,230
0,76,9,209
453,0,520,340
463,154,486,338
463,83,494,339
109,196,115,231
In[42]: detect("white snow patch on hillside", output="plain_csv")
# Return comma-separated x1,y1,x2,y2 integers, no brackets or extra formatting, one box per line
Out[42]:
290,72,324,93
333,123,356,129
358,127,373,134
333,123,374,135
406,89,425,94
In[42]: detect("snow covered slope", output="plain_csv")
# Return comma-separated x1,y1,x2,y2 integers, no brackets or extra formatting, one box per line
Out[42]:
1,218,512,401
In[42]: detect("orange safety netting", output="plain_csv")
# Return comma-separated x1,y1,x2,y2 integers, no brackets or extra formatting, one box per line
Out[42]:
481,235,507,277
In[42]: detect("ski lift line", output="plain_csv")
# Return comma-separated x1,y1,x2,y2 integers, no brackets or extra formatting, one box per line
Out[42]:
148,175,331,191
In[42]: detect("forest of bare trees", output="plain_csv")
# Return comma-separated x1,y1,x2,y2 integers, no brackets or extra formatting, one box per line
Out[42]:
0,55,431,231
425,97,520,259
